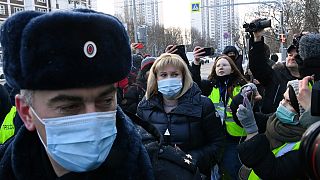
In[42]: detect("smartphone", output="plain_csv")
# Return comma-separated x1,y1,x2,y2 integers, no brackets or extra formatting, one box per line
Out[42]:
174,45,186,55
242,86,253,107
202,47,215,56
136,43,144,49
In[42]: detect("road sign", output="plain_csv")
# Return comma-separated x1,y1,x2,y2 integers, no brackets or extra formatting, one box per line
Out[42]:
191,2,200,12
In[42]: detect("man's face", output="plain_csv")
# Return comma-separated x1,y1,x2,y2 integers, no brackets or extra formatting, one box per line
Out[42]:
286,49,298,68
16,84,117,144
227,52,237,61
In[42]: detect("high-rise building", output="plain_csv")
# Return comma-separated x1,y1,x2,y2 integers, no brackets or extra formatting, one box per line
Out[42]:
0,0,97,23
191,0,238,52
114,0,163,26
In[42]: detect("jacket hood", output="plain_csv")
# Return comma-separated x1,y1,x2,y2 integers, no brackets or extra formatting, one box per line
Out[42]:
222,46,239,57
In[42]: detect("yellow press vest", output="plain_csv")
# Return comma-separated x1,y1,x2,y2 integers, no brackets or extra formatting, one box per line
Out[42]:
0,106,16,144
208,85,246,137
248,141,301,180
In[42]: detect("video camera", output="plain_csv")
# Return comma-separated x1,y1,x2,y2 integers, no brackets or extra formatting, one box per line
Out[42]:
243,18,271,32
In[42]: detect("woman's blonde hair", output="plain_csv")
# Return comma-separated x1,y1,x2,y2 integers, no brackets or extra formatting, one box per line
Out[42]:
145,53,193,99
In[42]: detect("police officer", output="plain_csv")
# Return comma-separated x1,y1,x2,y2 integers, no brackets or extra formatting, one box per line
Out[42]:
0,10,153,179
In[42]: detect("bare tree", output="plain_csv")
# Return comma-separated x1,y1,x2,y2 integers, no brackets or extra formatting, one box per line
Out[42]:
188,27,206,51
145,24,165,56
283,0,305,41
304,0,320,32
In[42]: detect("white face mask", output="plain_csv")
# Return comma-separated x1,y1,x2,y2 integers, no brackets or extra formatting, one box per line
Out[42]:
30,107,117,172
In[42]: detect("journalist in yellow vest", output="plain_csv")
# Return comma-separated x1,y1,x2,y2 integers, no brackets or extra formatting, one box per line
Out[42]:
237,77,315,179
191,53,248,179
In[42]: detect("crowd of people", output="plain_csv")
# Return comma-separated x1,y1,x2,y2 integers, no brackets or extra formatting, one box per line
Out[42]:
0,9,319,180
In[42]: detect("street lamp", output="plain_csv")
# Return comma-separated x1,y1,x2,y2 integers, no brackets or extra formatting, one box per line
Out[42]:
132,0,138,43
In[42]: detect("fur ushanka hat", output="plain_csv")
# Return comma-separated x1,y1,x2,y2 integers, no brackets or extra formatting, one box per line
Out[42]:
1,10,132,90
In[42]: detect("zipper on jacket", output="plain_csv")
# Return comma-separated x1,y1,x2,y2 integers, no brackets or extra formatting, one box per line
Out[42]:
273,84,280,104
164,114,172,145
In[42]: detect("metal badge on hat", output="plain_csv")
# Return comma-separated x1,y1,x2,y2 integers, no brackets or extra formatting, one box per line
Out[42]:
83,41,97,58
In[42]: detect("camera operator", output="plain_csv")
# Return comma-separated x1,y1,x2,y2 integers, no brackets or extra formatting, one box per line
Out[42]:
248,19,301,114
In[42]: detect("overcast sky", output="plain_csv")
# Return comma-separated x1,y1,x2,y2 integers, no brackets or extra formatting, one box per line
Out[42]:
97,0,190,28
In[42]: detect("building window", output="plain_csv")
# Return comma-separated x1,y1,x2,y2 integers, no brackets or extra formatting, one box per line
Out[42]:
13,7,24,13
0,5,5,15
37,8,47,12
37,0,46,3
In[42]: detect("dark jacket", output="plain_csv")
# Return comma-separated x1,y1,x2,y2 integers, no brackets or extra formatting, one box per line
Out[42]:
237,134,307,179
249,37,299,114
121,81,146,114
0,107,154,180
137,83,225,176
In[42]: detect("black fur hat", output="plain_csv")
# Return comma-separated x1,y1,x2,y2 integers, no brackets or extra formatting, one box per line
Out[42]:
0,11,44,89
11,10,131,90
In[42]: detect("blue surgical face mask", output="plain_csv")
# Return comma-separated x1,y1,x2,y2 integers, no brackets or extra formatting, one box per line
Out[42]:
31,107,117,172
276,104,299,125
157,78,182,99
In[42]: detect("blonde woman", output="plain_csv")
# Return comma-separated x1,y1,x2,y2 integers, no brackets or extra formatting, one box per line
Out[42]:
137,53,225,177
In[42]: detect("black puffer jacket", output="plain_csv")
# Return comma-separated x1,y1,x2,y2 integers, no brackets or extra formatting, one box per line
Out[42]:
137,83,225,176
249,37,299,114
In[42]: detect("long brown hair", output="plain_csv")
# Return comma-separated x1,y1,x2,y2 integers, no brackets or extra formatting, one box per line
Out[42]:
208,55,247,98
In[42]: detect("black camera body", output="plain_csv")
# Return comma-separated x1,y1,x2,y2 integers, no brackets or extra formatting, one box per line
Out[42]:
243,18,271,32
